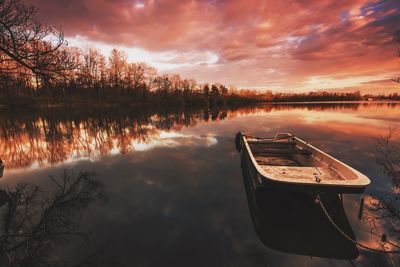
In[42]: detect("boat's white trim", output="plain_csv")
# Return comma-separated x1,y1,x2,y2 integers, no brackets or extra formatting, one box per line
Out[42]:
242,134,371,188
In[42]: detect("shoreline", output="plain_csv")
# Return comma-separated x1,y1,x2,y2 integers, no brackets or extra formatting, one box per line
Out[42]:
264,100,400,104
0,99,399,112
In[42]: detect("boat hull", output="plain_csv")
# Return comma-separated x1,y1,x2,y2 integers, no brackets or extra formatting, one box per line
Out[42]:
240,158,359,259
238,133,369,194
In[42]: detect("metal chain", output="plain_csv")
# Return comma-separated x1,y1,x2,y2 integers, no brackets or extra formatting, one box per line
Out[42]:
315,194,400,254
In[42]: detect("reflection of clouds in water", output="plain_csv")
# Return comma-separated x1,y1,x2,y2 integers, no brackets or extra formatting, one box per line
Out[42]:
1,103,399,173
61,139,270,266
1,103,400,266
0,110,221,172
69,136,393,266
132,131,217,151
358,115,400,123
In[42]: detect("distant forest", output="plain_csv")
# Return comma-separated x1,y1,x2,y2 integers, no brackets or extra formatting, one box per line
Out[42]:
0,0,399,110
259,91,400,102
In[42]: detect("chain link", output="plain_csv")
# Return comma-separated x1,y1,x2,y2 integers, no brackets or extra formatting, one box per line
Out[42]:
316,195,400,254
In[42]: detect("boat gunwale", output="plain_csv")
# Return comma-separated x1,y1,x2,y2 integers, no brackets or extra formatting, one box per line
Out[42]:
242,133,371,189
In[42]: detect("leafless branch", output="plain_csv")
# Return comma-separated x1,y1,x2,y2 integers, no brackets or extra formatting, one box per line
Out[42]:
0,0,75,83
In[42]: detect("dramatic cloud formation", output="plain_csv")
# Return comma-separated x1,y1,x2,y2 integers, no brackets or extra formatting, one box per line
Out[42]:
26,0,400,92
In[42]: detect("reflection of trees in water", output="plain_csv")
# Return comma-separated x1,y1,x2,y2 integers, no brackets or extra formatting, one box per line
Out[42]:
228,102,400,115
0,171,108,267
267,103,361,111
266,102,400,112
1,103,399,170
0,108,230,169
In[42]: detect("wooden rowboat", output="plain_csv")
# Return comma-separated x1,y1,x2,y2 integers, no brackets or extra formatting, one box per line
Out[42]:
236,132,370,194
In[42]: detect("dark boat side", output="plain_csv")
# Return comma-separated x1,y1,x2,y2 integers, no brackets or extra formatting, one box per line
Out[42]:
240,158,359,259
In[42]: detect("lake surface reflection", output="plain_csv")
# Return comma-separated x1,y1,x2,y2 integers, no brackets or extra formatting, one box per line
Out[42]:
0,102,400,266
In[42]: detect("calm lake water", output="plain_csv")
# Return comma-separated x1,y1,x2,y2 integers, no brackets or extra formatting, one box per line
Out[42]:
0,102,400,267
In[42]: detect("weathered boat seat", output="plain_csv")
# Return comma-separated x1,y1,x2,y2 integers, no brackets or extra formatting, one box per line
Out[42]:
261,166,345,181
247,140,297,145
255,148,311,155
254,155,301,166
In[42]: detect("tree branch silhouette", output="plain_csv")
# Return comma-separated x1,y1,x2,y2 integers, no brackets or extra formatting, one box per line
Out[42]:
0,0,75,83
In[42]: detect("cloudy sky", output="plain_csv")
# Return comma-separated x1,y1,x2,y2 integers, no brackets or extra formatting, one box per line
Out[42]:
26,0,400,92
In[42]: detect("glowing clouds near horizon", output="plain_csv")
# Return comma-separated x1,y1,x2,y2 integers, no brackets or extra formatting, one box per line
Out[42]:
135,2,145,9
68,36,219,72
304,75,397,90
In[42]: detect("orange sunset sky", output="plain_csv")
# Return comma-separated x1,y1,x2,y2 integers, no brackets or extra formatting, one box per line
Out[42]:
26,0,400,93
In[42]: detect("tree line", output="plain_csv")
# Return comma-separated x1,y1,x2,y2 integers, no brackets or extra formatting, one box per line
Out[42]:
1,44,259,108
0,0,259,108
255,91,400,102
259,91,363,102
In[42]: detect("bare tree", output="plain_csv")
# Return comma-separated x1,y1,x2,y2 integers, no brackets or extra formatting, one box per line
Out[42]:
394,31,400,83
0,0,75,84
108,49,127,89
77,48,103,89
362,126,400,256
376,126,400,189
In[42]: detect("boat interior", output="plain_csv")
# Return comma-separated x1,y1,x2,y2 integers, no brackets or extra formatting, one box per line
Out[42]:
246,138,353,182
